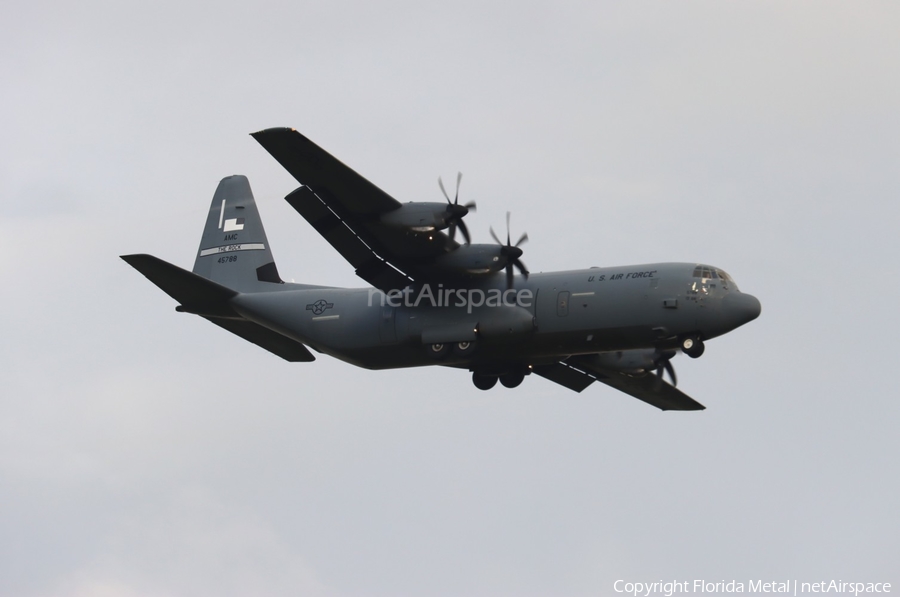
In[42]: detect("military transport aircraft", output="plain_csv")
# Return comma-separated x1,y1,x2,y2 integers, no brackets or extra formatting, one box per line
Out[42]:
122,128,761,411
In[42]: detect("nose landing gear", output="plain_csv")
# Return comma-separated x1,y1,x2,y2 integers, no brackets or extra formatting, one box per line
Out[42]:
681,336,705,359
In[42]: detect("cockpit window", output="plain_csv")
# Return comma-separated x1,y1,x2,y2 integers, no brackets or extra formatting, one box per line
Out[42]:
693,265,738,289
693,266,716,279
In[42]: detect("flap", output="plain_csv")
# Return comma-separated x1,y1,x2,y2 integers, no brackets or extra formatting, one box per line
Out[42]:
533,362,596,393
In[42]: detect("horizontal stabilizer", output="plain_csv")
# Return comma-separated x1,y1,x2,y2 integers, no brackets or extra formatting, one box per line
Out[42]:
123,254,316,361
204,317,315,362
121,254,238,317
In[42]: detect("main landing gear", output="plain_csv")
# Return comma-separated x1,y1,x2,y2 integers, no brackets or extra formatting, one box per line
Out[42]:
454,341,477,357
472,372,498,390
427,341,477,360
681,336,705,359
499,370,524,388
471,367,526,390
426,343,451,359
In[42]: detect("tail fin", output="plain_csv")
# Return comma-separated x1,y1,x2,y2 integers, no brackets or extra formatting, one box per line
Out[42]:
192,175,284,292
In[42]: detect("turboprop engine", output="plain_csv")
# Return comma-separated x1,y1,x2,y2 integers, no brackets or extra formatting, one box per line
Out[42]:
380,173,475,243
592,348,679,386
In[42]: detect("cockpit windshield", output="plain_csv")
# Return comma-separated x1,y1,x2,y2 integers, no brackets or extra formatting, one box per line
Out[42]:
693,265,738,289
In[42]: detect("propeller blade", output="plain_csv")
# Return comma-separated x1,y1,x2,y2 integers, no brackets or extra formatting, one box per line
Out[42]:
665,361,678,387
457,219,471,244
454,172,462,204
448,222,457,242
438,177,451,204
490,226,502,245
506,212,511,245
464,200,476,211
506,265,514,290
515,232,528,247
513,259,529,278
653,350,678,386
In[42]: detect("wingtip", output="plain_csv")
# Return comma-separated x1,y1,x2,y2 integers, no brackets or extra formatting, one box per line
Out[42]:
250,127,296,138
661,404,706,412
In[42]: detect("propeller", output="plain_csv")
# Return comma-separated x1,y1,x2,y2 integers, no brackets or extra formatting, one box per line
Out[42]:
490,212,529,289
654,349,678,386
438,172,476,244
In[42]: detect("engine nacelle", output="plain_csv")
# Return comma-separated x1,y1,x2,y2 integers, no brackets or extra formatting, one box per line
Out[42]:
591,349,659,373
380,202,455,232
433,244,506,275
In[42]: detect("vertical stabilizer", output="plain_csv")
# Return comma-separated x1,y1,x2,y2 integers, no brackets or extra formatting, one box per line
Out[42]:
192,175,283,292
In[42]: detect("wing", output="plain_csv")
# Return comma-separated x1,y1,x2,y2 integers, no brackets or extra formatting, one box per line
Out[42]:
252,128,458,290
534,356,705,411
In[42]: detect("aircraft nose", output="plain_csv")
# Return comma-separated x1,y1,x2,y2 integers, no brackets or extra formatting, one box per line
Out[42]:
723,292,761,328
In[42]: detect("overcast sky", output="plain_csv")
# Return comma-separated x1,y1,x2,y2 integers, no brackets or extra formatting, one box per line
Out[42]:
1,1,898,596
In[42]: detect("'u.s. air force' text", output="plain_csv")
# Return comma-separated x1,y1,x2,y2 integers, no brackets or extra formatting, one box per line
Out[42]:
588,270,657,282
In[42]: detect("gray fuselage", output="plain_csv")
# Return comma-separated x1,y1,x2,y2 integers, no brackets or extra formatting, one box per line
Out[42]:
230,262,761,371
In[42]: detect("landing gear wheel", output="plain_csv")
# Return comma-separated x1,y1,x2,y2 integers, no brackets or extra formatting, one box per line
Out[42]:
499,370,525,388
472,372,498,391
427,343,451,360
681,336,705,359
453,340,477,357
